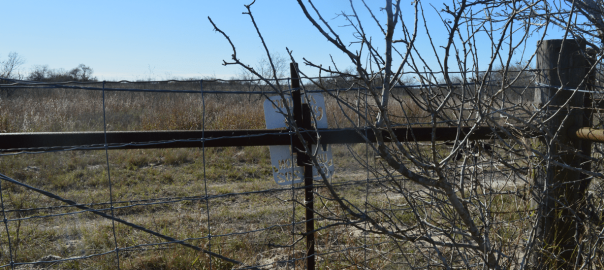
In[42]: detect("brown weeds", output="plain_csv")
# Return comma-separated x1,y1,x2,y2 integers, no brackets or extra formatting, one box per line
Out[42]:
0,83,490,269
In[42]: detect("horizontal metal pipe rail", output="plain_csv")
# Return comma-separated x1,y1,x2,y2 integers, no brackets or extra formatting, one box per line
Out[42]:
0,126,516,152
570,127,604,143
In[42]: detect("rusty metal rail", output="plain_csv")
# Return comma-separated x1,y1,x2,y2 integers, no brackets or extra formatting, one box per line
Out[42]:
0,126,515,152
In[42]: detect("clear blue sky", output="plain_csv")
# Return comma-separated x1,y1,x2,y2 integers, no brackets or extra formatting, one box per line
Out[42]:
0,1,567,81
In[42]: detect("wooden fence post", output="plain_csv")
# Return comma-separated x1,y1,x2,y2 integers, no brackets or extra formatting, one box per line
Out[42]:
577,48,596,196
533,39,588,269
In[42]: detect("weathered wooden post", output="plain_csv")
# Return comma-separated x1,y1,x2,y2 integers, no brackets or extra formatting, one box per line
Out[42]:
533,39,588,269
576,48,596,202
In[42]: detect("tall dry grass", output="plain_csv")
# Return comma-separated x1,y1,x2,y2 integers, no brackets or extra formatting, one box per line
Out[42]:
0,82,434,133
0,82,441,269
0,84,266,133
0,83,349,269
325,91,430,128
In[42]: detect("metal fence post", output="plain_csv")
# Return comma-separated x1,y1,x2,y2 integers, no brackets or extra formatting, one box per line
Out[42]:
533,39,588,269
290,62,315,270
302,104,315,270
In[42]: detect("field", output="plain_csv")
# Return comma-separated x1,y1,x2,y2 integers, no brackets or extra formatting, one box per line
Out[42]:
0,81,567,269
0,82,420,269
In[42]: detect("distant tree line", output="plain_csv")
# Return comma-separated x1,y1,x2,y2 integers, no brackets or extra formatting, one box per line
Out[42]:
1,52,97,82
27,64,97,82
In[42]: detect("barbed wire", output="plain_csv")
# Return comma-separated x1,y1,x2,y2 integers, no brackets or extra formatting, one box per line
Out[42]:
1,165,534,220
0,74,543,93
0,69,543,86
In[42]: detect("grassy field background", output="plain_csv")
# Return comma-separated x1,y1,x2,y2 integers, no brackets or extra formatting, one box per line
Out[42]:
0,80,543,269
0,82,409,269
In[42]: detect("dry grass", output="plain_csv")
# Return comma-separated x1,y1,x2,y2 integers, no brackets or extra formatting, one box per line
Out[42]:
0,87,265,133
0,84,400,269
0,83,536,269
0,145,394,269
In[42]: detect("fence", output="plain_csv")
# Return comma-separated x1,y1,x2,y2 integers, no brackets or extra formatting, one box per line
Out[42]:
0,39,602,269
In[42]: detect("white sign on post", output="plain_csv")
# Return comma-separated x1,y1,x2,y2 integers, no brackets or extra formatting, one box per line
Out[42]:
263,93,335,185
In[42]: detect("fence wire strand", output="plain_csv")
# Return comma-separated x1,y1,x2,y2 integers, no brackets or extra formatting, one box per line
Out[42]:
102,81,121,268
0,72,602,269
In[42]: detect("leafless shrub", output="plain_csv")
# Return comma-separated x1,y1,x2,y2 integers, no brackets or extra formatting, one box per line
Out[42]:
208,0,604,269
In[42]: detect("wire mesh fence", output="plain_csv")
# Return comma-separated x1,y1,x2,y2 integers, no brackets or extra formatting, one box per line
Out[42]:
0,60,603,270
